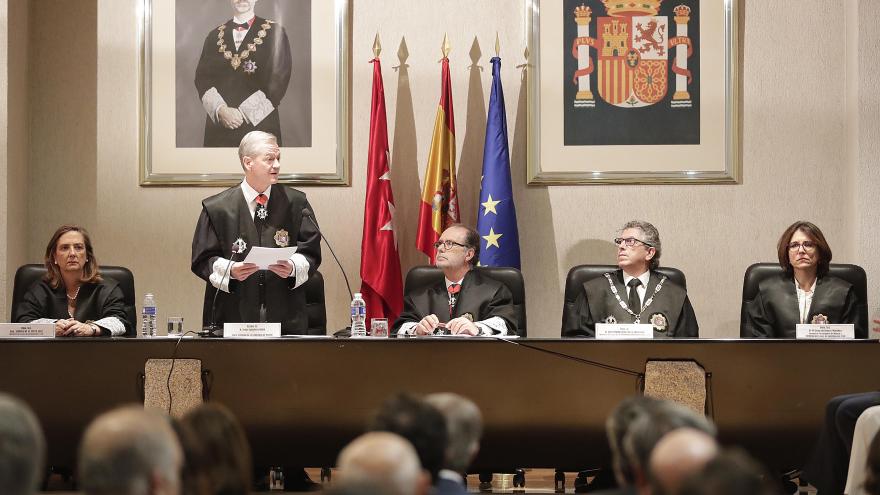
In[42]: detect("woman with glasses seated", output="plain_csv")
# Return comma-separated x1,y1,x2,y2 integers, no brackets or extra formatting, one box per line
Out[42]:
742,220,864,338
563,220,698,338
12,225,132,337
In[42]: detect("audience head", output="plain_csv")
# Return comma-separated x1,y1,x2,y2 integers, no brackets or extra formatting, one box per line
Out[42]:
0,393,46,495
616,220,662,272
369,393,448,483
605,395,663,486
179,403,252,495
648,427,719,495
777,220,832,277
623,398,716,491
337,431,429,495
678,448,781,495
78,405,183,495
864,427,880,495
425,393,483,474
43,225,102,289
169,419,211,495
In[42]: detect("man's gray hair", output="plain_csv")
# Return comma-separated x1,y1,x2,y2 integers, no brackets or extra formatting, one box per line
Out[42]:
605,395,663,486
622,399,716,483
0,393,45,495
78,405,182,495
425,393,483,474
337,431,424,495
619,220,662,270
238,130,278,165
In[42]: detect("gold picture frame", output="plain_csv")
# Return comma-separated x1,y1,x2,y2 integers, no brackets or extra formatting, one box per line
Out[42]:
526,0,741,185
139,0,351,186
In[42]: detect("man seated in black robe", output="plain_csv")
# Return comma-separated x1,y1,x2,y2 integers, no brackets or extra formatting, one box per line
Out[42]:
393,225,519,337
191,130,321,335
563,220,698,338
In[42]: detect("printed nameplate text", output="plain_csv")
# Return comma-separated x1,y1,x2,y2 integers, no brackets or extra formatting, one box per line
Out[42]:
796,324,854,340
595,323,654,340
0,323,55,338
223,322,282,338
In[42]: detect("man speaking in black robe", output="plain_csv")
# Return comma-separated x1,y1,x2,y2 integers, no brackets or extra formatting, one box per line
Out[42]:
191,131,321,334
195,0,292,147
393,225,519,337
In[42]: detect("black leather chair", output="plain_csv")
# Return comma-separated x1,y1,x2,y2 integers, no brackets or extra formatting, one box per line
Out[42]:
739,262,868,337
11,264,137,336
403,266,526,336
561,264,687,332
303,271,327,334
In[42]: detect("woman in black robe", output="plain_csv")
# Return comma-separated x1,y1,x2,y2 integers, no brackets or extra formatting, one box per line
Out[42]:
13,225,132,336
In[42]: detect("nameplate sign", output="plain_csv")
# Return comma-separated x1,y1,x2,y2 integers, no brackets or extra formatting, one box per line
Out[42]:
796,324,855,340
223,323,281,338
0,323,55,338
595,324,654,340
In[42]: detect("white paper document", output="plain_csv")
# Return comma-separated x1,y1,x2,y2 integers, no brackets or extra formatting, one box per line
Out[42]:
242,246,297,269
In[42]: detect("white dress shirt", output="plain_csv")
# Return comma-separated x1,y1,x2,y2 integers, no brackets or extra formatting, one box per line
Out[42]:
622,270,651,308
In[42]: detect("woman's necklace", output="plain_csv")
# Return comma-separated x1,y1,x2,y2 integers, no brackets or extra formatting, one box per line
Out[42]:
67,285,81,318
66,285,81,301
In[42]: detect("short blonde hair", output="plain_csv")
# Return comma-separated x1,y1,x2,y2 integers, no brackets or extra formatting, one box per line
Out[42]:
238,131,278,169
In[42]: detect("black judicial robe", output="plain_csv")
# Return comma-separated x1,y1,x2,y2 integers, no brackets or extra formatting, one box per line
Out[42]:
191,184,321,334
392,270,520,336
13,279,133,336
194,16,292,147
563,269,698,338
742,274,865,338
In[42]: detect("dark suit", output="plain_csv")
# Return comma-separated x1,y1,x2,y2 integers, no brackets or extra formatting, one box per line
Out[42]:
742,274,865,338
563,269,698,338
13,278,133,336
191,183,321,334
435,475,468,495
194,16,292,147
392,269,519,336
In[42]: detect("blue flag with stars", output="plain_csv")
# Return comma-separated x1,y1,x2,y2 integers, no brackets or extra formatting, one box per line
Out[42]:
477,56,520,268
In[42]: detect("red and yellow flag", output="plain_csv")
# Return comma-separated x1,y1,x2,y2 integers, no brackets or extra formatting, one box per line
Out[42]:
416,57,459,263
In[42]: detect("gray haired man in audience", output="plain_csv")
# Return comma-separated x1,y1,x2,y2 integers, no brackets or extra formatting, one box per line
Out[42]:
337,431,430,495
0,393,46,495
649,427,720,495
78,405,183,495
425,393,483,495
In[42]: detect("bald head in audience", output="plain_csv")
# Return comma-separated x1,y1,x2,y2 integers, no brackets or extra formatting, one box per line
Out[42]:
78,405,183,495
678,448,781,495
337,432,429,495
649,428,719,495
425,392,483,475
0,393,45,495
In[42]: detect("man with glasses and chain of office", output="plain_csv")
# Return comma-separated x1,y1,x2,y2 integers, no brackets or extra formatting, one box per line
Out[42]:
563,220,699,338
393,225,519,337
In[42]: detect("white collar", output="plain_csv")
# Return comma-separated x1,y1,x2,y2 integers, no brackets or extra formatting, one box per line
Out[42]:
233,13,256,24
240,181,271,204
445,277,465,289
794,277,817,294
623,270,650,288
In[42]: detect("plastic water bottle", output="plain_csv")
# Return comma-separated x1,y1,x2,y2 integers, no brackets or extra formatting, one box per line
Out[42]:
350,293,366,337
142,293,157,337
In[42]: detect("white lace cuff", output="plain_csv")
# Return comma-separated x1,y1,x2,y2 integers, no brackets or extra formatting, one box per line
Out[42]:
475,316,508,336
238,90,275,126
201,87,227,123
289,253,309,288
93,317,126,336
397,322,418,336
209,257,236,292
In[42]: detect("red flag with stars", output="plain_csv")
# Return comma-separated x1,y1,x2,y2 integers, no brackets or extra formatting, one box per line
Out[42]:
360,57,403,323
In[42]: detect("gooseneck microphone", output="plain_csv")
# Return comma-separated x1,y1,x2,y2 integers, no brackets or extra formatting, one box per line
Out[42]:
200,238,247,338
302,207,354,302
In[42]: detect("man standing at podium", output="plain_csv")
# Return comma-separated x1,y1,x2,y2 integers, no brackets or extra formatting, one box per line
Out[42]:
393,225,518,337
563,220,698,338
191,131,321,334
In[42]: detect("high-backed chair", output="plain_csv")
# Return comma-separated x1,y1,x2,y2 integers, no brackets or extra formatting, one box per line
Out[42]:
740,262,868,337
561,264,687,334
303,271,327,334
11,264,137,336
403,266,526,336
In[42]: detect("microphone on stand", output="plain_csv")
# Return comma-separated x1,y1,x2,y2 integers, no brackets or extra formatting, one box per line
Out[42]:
200,238,248,338
302,208,355,337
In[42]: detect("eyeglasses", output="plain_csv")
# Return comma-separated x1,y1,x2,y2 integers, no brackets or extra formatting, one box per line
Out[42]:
613,237,653,248
433,240,468,251
788,241,817,252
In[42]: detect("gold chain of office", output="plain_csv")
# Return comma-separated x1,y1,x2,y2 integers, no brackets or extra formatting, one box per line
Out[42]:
216,20,273,71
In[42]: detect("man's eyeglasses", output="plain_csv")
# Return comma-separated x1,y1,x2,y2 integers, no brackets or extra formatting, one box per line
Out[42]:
788,241,817,252
433,240,468,251
613,237,653,248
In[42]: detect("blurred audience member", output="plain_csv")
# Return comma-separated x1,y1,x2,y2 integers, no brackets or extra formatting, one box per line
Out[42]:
425,393,483,495
79,405,182,495
170,419,211,495
604,395,664,491
180,403,252,495
678,448,782,495
0,393,46,495
648,428,719,495
337,431,429,495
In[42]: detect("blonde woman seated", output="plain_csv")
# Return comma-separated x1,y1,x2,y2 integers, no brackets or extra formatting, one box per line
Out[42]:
13,225,132,336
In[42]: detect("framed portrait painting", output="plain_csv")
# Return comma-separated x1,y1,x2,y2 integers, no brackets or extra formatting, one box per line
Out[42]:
140,0,351,186
526,0,741,184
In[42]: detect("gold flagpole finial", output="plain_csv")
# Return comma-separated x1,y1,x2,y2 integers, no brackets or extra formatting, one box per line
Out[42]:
372,33,382,58
495,32,500,57
441,33,451,58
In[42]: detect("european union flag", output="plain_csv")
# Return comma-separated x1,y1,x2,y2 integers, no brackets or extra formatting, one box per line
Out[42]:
477,57,520,269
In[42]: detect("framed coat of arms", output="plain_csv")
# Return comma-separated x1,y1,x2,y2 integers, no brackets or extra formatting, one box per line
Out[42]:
526,0,741,184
